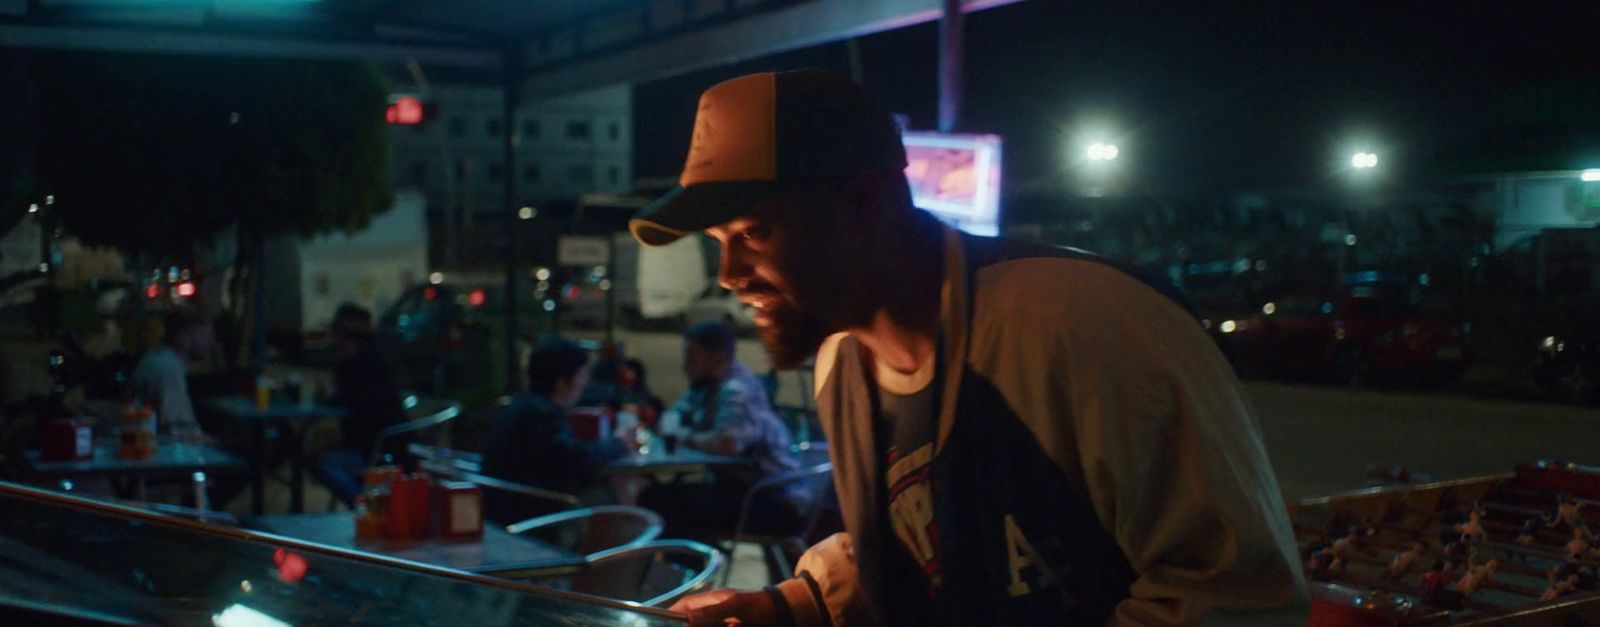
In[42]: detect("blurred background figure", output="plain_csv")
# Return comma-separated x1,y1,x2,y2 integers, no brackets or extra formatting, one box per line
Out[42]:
638,322,805,538
130,308,212,441
481,337,628,527
312,303,411,506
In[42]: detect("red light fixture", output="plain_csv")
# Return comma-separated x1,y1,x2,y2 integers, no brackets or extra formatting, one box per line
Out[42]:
272,548,308,584
386,96,425,125
146,284,160,299
469,289,486,306
176,282,196,298
424,286,437,300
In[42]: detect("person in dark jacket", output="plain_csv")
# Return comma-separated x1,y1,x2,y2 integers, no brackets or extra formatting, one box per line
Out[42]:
482,337,629,526
630,71,1307,627
313,304,411,505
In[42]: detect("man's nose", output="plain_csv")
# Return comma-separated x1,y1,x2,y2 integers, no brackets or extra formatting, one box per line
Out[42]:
717,247,751,291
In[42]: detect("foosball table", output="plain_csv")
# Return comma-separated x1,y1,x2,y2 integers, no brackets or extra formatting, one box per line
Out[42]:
1294,461,1600,626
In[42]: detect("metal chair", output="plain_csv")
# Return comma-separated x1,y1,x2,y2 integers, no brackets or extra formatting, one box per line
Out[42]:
406,442,483,474
506,505,663,558
416,457,581,509
368,398,463,466
719,443,835,586
569,540,726,607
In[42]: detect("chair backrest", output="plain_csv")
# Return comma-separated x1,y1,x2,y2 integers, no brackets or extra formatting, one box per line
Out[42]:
369,398,462,465
505,505,663,557
407,443,484,474
417,459,580,507
575,540,725,607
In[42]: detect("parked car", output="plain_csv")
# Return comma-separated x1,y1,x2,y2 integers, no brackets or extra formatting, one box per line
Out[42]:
684,285,756,331
1208,289,1469,386
1534,333,1600,404
376,277,547,393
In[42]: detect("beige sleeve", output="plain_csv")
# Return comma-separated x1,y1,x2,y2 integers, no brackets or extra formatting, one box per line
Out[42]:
970,260,1309,627
772,533,873,627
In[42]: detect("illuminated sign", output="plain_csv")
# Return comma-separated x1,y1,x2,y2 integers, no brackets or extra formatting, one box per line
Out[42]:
902,131,1003,236
386,96,425,125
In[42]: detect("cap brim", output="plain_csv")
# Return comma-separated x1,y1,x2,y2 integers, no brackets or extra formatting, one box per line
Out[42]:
629,181,783,247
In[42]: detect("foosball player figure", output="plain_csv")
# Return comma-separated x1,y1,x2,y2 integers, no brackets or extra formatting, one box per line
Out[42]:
1542,495,1589,536
1566,527,1591,564
1306,542,1337,582
1420,559,1452,606
1541,570,1581,601
1327,532,1358,574
1382,543,1426,581
1454,502,1488,547
1516,518,1539,546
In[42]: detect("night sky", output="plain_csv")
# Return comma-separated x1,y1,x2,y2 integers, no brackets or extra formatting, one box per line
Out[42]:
634,1,1600,200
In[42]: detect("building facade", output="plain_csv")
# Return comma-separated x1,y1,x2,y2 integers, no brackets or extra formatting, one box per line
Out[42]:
386,83,633,269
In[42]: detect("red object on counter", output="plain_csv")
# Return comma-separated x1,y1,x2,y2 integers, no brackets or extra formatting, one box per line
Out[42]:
407,474,431,540
567,407,612,443
437,481,484,540
386,474,433,541
41,419,94,461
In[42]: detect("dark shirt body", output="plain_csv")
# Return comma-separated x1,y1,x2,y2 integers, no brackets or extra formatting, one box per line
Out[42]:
331,340,410,460
481,392,627,526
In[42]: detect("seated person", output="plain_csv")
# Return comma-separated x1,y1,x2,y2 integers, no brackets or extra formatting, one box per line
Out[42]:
130,308,213,441
482,337,629,527
313,304,412,506
638,322,807,538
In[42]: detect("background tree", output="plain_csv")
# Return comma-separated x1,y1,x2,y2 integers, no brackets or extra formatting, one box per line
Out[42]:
32,52,392,363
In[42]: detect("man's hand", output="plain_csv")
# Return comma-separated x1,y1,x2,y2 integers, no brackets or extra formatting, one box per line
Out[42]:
669,588,777,626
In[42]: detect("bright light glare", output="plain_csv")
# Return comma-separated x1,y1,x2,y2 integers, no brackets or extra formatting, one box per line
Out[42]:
213,604,290,627
1263,302,1277,315
428,272,444,284
1086,143,1119,161
1582,170,1600,182
518,206,536,220
1350,152,1378,169
1345,234,1359,246
534,267,551,281
27,203,38,214
1220,320,1238,334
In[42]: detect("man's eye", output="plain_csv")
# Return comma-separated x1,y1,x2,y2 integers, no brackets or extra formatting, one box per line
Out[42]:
740,224,772,242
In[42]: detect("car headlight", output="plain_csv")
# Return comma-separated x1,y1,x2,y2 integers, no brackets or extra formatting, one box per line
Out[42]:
1540,336,1558,352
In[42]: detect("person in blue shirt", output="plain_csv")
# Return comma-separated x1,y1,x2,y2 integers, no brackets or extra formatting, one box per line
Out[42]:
481,337,628,526
638,322,805,538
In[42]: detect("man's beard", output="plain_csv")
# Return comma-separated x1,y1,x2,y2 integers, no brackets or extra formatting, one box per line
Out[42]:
756,299,830,370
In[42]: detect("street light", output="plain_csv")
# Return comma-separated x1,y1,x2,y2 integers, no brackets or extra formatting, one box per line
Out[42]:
1087,142,1119,161
1350,152,1378,169
1582,169,1600,182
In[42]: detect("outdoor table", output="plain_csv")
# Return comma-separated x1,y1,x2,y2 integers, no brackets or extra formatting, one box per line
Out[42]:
252,512,586,579
18,439,245,501
206,396,347,515
602,444,750,477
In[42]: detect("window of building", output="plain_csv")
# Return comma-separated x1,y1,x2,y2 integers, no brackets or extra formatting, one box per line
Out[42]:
447,116,466,137
485,117,502,137
523,164,542,183
565,120,591,140
569,163,594,186
522,118,540,139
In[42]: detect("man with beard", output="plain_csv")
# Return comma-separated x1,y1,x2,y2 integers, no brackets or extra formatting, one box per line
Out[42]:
635,322,805,538
630,70,1307,626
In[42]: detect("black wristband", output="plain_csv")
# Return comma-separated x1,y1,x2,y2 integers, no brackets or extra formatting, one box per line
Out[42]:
764,585,796,627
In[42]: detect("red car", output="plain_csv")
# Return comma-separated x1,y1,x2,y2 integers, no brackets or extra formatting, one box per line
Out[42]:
1207,290,1469,385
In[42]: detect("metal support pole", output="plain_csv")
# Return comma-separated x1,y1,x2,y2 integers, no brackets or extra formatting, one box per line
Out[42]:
937,0,964,133
502,49,523,394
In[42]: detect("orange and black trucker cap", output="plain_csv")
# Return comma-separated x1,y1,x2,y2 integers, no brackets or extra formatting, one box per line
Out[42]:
628,70,907,247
